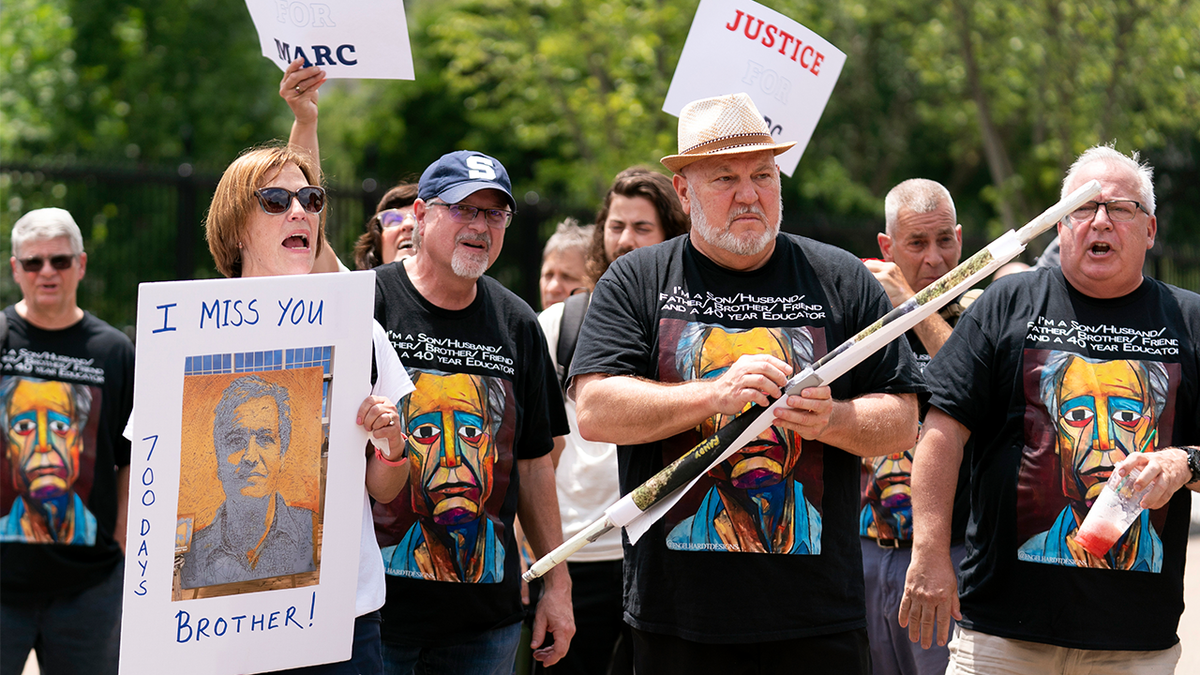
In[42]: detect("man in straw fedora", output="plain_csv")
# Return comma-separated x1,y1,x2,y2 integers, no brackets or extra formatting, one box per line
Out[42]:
568,92,924,673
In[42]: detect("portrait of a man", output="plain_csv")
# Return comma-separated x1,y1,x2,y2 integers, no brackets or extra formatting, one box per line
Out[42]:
1019,352,1168,572
667,324,822,554
180,374,316,589
383,370,507,583
0,376,97,545
860,448,915,541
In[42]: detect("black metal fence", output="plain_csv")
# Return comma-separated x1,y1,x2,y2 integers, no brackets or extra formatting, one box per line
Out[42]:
3,162,1198,334
0,161,553,331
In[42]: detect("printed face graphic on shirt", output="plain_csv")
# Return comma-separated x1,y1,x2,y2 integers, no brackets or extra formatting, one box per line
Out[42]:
6,379,85,500
861,447,915,540
0,376,99,545
378,369,511,583
404,372,498,525
690,326,810,488
1053,357,1158,503
1017,350,1173,573
665,323,823,555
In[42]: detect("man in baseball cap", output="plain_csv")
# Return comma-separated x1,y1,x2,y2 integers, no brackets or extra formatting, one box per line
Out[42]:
570,93,922,674
370,150,574,673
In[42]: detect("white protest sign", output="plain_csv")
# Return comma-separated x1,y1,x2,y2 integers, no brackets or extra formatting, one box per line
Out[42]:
244,0,414,80
663,0,846,176
120,272,376,675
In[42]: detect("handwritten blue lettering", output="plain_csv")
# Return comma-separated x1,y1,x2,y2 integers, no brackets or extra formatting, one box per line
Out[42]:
277,298,324,327
153,303,177,333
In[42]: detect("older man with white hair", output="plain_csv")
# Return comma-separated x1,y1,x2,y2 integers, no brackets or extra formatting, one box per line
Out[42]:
901,145,1200,674
570,93,923,674
2,207,135,675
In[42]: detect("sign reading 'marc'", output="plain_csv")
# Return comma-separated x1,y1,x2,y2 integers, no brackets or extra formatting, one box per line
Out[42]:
244,0,414,80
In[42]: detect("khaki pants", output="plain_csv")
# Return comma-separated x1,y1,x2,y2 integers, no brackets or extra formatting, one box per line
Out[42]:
947,626,1181,675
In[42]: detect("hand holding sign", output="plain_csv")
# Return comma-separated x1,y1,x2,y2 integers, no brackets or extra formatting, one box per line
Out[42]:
664,0,846,176
280,58,327,124
244,0,414,80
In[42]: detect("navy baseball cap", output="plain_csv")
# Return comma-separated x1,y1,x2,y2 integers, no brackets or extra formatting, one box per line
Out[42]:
418,150,516,211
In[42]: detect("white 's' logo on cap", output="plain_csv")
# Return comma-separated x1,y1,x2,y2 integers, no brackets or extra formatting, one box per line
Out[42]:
466,156,497,180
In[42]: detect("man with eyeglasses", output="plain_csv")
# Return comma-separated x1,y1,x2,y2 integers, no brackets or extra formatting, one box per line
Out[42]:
901,145,1200,673
370,151,574,674
2,207,134,675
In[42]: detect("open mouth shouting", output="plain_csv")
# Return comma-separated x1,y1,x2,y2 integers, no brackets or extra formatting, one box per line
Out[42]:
282,232,310,251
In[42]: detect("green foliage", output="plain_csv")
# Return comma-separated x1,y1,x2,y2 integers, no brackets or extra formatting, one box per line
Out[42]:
3,0,291,170
4,0,1199,250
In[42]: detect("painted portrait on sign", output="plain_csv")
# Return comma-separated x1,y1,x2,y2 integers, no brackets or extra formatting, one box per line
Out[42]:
1017,350,1177,572
660,321,824,555
0,376,101,545
379,370,514,583
175,364,325,595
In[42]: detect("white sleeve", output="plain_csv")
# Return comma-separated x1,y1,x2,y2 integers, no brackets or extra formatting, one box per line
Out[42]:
371,319,414,402
123,409,135,441
537,301,564,371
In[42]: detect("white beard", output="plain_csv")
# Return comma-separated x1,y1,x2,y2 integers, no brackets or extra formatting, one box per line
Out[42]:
450,230,492,279
688,184,782,257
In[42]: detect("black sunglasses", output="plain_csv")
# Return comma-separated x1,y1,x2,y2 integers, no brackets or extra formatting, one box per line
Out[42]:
254,186,326,215
18,254,76,273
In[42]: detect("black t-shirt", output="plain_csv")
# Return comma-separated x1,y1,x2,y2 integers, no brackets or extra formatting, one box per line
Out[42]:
371,263,568,645
1,307,134,602
570,234,925,643
926,267,1199,650
859,302,971,543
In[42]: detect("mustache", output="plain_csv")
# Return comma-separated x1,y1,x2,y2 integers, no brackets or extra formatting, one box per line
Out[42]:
728,203,767,222
456,229,492,248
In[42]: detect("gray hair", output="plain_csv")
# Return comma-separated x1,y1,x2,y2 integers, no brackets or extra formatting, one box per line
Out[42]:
1061,144,1156,216
0,376,93,438
1040,352,1169,427
542,218,594,261
213,375,292,458
11,208,84,258
884,179,956,236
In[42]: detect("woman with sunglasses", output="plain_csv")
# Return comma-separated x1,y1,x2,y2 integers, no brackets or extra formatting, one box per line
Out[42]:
205,143,414,675
278,58,419,271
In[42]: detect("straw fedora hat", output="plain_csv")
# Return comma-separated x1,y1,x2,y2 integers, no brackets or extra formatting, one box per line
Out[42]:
660,93,796,173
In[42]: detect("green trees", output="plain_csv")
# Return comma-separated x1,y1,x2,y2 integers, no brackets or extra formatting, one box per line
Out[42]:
5,0,1198,246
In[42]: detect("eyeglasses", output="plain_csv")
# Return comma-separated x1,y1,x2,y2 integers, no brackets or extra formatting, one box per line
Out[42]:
18,254,75,273
254,186,326,215
1067,200,1148,224
428,201,515,229
378,209,416,228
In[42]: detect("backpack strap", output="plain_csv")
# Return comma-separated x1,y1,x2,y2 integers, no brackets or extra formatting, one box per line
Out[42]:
555,291,591,393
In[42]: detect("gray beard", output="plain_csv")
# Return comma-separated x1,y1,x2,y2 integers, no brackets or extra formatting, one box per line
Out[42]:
451,250,490,278
451,230,492,279
688,184,782,257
